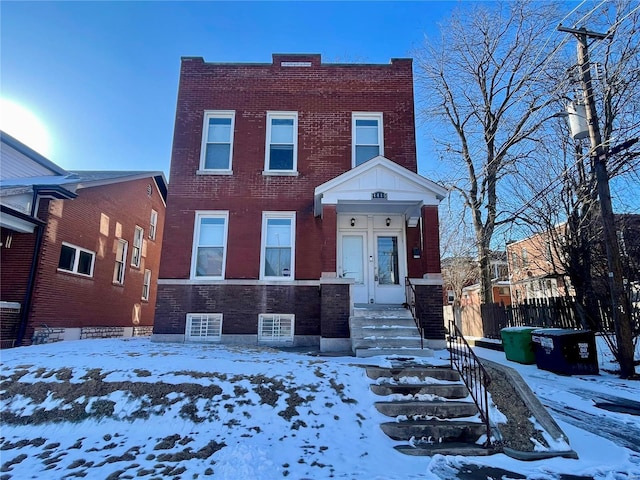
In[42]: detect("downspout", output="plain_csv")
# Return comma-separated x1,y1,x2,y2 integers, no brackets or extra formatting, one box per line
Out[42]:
15,189,44,346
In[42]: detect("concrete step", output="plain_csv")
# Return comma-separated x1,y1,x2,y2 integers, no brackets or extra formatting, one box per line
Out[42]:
366,366,460,382
352,305,412,318
375,400,478,419
353,337,423,349
350,323,418,337
370,382,468,398
394,442,495,456
355,347,434,358
380,419,486,442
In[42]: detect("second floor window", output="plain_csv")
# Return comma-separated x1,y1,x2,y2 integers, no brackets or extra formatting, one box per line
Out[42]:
265,112,298,172
353,113,383,167
58,243,95,277
131,226,144,268
149,209,158,240
200,111,235,171
113,239,128,285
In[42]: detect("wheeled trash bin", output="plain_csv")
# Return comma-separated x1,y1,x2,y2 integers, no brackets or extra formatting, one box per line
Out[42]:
531,328,599,375
501,327,537,364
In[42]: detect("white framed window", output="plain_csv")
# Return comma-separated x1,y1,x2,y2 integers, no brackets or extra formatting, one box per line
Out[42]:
191,211,229,279
265,111,298,173
199,111,235,172
113,239,128,285
260,212,295,280
447,290,455,304
186,313,223,342
352,112,383,167
258,314,294,342
521,248,529,268
142,269,151,301
131,226,144,268
58,242,95,277
149,209,158,240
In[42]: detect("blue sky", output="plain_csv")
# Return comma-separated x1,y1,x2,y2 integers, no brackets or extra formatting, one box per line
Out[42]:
1,1,457,178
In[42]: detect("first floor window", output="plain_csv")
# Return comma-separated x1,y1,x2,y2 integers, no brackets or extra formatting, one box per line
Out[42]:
258,314,294,342
261,212,295,279
58,243,95,277
113,239,128,285
142,269,151,301
186,313,223,342
192,212,228,279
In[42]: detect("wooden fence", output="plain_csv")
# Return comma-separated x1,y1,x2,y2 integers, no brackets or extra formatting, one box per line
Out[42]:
459,297,640,340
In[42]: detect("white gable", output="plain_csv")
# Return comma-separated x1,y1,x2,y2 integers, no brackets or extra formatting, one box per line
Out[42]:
314,156,447,224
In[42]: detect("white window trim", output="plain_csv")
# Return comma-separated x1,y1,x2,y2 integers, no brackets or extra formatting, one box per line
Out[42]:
131,226,144,268
142,269,152,301
57,242,96,277
264,111,298,174
113,239,128,285
190,211,229,280
198,110,235,173
352,112,384,168
185,313,223,342
149,210,158,240
258,313,294,342
260,211,296,281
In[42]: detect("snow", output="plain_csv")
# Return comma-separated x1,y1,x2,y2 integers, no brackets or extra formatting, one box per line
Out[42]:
0,337,638,479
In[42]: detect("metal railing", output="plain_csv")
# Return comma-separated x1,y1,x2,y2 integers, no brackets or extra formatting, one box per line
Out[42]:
404,278,424,349
448,320,493,447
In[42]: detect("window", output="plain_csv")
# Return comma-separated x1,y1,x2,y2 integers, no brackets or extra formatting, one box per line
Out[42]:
191,212,228,279
265,112,298,172
510,251,519,269
617,230,628,257
186,313,223,342
258,314,294,342
447,290,455,304
200,111,235,171
521,248,529,268
58,243,95,277
352,113,383,167
261,212,295,279
142,269,151,301
131,226,144,268
113,239,128,285
149,210,158,240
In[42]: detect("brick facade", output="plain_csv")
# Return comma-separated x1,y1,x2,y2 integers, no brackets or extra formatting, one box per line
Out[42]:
155,53,445,350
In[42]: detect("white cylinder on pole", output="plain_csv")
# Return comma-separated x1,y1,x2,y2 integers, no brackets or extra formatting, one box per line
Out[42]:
566,102,590,140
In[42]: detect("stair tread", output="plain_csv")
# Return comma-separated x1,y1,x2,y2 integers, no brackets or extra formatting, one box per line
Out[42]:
395,442,496,456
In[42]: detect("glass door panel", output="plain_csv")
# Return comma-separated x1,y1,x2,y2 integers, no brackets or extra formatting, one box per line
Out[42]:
342,235,364,284
376,236,399,285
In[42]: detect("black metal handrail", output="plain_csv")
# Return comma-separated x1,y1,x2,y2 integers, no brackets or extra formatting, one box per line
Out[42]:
448,320,493,447
404,278,424,349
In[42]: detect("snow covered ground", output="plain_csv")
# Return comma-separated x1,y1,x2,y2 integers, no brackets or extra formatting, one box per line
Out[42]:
1,337,639,479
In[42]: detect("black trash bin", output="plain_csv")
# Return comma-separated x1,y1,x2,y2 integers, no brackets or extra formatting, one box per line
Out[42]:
531,328,599,375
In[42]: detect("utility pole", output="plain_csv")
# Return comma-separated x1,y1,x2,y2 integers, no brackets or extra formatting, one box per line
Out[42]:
558,25,636,378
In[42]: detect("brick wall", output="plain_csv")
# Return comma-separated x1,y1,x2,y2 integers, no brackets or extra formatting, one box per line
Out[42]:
415,283,446,340
320,282,350,338
154,284,321,336
28,178,165,337
160,54,417,282
0,226,38,304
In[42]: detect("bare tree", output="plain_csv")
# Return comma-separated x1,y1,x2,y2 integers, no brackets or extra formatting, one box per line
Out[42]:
505,0,640,376
415,1,565,305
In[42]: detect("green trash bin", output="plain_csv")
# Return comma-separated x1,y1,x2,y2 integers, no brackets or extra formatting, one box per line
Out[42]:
501,327,537,364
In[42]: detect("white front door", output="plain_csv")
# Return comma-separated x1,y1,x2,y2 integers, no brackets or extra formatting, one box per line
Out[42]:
338,215,406,304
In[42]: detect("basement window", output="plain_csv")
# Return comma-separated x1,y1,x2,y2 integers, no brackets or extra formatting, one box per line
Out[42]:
258,314,294,342
186,313,223,342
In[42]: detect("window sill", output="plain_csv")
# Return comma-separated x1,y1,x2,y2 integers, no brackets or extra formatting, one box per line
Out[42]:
112,282,125,287
196,170,233,176
262,171,299,177
56,268,94,279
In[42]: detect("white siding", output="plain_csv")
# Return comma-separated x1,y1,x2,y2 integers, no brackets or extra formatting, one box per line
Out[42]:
0,143,59,180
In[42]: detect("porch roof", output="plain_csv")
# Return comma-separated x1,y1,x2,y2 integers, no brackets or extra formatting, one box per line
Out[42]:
313,156,447,225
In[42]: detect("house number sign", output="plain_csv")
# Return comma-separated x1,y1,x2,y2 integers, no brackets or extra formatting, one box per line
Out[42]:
372,191,387,199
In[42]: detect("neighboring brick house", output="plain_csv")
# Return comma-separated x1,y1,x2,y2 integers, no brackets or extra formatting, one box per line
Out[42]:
153,53,447,352
506,215,640,304
0,131,167,347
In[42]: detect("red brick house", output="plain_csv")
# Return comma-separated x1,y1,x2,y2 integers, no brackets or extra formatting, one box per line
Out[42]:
0,131,167,347
153,54,447,352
